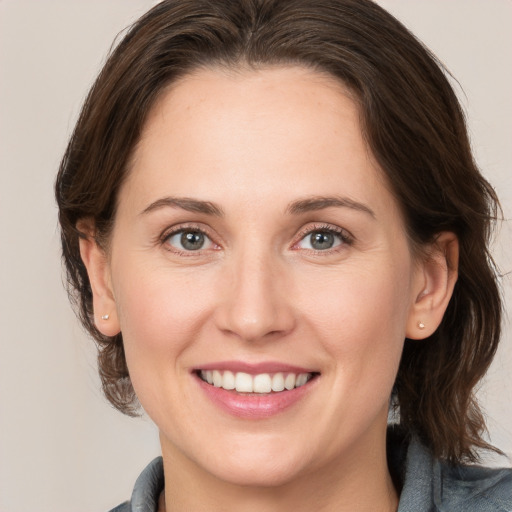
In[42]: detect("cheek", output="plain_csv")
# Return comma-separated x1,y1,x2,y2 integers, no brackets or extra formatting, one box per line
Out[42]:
111,260,217,372
300,256,413,381
111,262,221,423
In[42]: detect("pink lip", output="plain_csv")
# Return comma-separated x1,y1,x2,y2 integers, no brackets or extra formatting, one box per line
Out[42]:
194,360,315,375
194,369,318,420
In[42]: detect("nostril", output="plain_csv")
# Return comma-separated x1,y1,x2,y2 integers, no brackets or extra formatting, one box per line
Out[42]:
214,301,296,343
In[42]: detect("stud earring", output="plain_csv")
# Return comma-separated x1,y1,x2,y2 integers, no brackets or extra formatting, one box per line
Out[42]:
101,314,110,320
418,321,425,330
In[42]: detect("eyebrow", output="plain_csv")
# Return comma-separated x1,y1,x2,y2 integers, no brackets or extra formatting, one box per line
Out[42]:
286,196,376,218
140,195,375,219
140,197,224,217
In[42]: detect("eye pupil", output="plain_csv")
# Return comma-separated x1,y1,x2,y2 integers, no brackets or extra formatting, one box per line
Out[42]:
310,231,334,250
181,231,204,250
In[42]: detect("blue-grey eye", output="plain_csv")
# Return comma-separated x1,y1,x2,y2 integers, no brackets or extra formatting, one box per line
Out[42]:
298,230,343,250
166,230,213,251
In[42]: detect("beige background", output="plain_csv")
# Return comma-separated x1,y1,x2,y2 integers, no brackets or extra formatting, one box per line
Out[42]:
0,1,510,511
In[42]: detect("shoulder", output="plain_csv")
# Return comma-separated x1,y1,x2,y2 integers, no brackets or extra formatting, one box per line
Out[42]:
392,429,512,512
437,461,512,511
107,457,164,512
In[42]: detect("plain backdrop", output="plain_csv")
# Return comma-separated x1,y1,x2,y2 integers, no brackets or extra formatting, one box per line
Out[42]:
0,1,510,511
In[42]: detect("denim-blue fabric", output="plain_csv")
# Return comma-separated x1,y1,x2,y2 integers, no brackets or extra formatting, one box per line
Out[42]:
109,434,511,512
397,436,511,511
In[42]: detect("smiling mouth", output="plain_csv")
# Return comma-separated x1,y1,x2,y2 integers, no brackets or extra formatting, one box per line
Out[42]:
196,370,318,394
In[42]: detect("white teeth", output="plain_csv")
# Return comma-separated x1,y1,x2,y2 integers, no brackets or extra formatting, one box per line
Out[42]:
296,373,308,387
212,370,222,387
199,370,314,394
222,370,235,390
253,373,272,393
284,373,296,390
271,372,285,392
235,372,253,392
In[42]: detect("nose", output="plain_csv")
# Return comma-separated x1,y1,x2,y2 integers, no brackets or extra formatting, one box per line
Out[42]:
214,249,296,343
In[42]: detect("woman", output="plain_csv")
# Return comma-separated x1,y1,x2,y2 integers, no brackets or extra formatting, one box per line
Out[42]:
55,0,511,510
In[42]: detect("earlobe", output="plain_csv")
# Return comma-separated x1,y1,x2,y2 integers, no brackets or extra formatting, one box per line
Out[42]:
406,232,459,340
77,219,121,337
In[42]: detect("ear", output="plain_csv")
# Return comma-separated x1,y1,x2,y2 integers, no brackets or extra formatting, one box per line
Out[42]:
406,232,459,340
77,218,121,337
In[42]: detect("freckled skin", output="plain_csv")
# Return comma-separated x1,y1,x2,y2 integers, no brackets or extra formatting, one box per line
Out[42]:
100,67,431,510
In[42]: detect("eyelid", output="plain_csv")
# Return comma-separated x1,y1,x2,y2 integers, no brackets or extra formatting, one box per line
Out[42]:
292,223,354,251
159,223,220,253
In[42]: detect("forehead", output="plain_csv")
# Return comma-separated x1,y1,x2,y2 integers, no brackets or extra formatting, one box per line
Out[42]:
123,65,395,218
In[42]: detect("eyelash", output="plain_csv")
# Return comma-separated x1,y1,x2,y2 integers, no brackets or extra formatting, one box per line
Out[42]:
159,223,218,256
159,222,354,255
293,223,354,253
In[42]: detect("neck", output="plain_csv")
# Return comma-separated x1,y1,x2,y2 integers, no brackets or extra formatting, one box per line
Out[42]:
160,427,398,512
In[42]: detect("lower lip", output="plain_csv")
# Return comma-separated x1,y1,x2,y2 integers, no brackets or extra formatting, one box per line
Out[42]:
195,374,317,419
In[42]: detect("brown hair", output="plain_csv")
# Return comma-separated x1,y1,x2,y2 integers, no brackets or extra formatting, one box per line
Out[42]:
56,0,502,463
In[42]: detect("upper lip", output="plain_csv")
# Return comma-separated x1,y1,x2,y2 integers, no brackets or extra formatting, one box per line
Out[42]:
193,360,318,375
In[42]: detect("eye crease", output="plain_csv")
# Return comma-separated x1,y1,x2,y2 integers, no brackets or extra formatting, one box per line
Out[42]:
164,229,215,251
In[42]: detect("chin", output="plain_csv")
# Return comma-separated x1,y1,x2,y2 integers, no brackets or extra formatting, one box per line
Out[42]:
194,437,312,488
210,458,304,488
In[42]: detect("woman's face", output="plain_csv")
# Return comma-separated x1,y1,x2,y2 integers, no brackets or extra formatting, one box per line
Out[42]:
104,67,426,485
